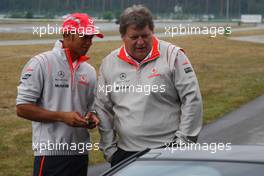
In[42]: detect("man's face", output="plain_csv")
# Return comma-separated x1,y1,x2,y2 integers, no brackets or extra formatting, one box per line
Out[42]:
69,34,93,57
122,25,153,61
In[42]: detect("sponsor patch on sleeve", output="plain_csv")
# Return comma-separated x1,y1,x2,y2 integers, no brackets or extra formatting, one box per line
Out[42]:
184,67,193,73
22,73,32,80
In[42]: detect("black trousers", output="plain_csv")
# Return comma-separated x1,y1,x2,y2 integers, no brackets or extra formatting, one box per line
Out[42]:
33,155,88,176
111,148,138,167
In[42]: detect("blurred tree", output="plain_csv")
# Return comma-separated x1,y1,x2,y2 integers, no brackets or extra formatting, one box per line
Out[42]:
25,11,33,18
102,11,114,21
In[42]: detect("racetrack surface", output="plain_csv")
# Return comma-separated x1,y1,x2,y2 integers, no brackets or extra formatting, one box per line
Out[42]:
198,95,264,145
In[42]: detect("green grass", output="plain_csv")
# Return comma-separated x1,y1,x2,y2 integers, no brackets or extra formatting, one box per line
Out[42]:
0,32,264,175
163,35,264,122
230,29,264,37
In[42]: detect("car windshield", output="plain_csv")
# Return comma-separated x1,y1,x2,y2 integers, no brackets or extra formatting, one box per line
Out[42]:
112,160,264,176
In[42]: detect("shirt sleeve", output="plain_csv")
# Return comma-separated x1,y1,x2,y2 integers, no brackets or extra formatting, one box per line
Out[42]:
94,62,117,162
171,49,203,142
16,57,44,105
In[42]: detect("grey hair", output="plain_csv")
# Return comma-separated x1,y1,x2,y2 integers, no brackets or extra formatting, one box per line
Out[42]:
119,5,154,36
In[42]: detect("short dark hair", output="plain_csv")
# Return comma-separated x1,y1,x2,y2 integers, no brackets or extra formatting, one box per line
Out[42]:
119,5,154,36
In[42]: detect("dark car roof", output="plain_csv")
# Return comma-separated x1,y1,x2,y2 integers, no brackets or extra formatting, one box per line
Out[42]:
139,145,264,163
100,145,264,176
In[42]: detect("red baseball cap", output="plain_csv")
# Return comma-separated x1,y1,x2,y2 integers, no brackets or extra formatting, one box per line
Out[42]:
62,13,104,38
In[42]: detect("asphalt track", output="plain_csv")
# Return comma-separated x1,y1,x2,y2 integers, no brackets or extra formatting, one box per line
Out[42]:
198,95,264,145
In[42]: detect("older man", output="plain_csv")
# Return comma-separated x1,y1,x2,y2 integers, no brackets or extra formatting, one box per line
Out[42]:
95,5,203,167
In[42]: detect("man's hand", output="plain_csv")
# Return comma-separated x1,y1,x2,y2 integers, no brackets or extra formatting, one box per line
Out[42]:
85,112,100,129
61,112,88,128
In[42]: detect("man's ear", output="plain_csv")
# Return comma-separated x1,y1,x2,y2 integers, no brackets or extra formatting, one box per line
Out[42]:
121,34,125,42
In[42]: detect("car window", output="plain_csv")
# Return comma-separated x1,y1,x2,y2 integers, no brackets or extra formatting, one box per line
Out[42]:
112,160,264,176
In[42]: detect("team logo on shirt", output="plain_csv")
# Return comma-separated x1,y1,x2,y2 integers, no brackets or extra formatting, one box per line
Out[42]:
22,73,32,80
151,68,157,74
115,73,130,84
184,67,193,73
120,73,127,80
57,70,65,78
21,67,34,80
55,70,68,87
148,67,161,78
78,74,89,86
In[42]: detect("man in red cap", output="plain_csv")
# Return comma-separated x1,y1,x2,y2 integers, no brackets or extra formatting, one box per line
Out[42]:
16,13,102,176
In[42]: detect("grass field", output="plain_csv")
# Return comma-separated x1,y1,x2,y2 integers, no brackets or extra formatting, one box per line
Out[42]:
0,32,264,175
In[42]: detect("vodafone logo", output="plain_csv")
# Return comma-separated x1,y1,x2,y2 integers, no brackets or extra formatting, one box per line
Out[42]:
80,75,87,82
151,67,158,74
79,74,89,86
148,67,161,79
